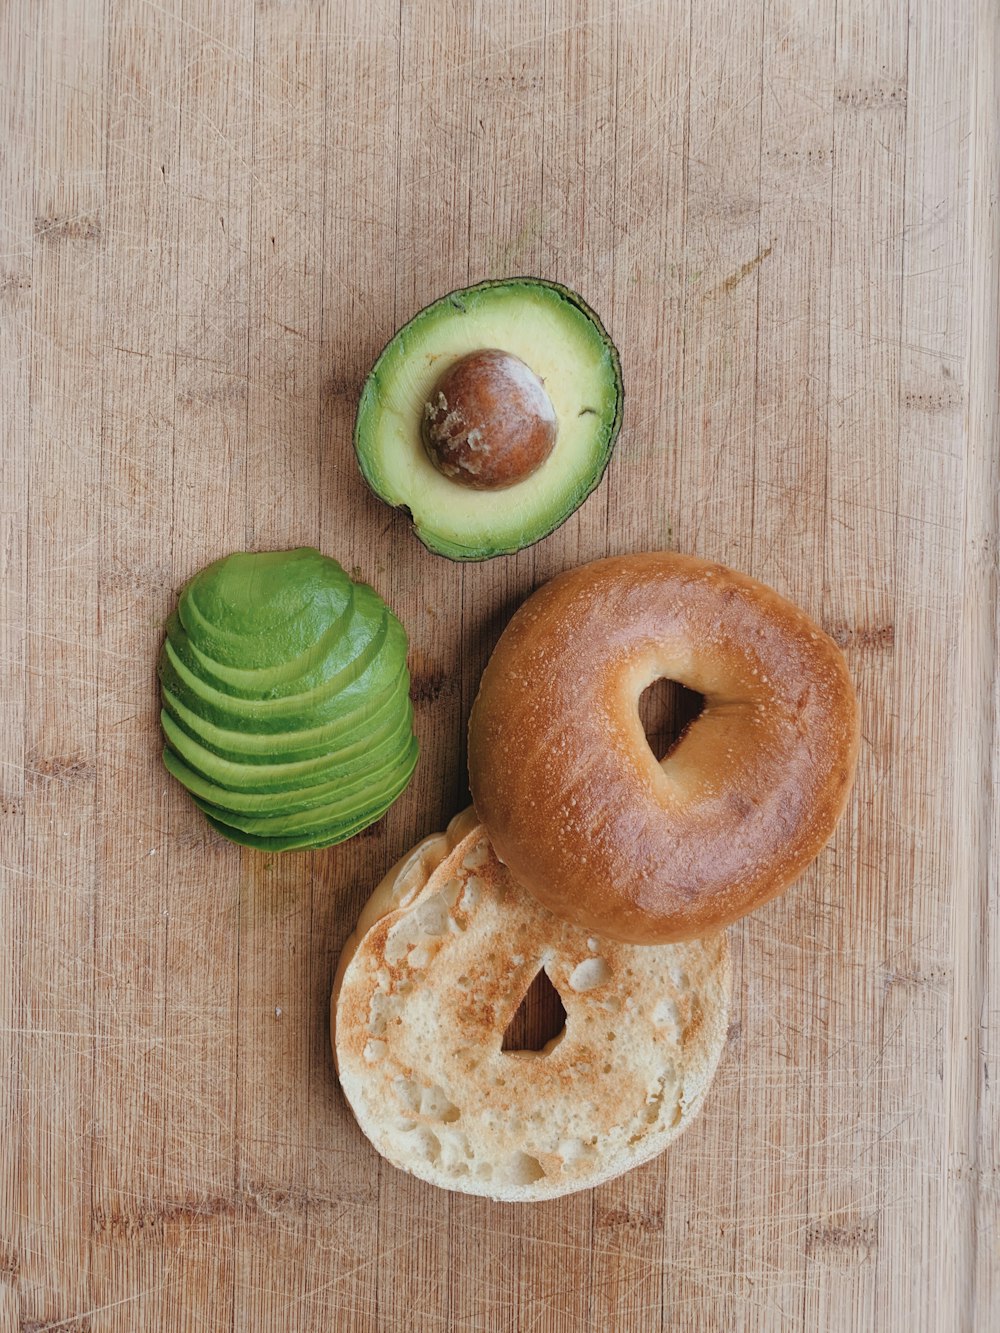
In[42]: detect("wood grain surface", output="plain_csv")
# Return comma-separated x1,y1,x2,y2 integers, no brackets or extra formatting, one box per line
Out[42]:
1,1,997,1329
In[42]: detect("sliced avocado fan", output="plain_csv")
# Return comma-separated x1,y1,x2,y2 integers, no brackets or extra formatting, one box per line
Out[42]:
354,278,624,560
158,548,418,850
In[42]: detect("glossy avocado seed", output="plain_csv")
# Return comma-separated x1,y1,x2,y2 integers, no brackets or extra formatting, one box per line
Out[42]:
421,349,558,490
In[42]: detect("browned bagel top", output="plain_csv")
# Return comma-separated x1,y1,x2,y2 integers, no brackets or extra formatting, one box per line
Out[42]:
468,552,859,943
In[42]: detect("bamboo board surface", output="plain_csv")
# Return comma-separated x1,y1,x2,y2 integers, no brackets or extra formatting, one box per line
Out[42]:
1,1,997,1329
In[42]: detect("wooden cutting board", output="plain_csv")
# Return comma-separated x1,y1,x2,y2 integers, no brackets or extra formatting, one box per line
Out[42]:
2,0,996,1328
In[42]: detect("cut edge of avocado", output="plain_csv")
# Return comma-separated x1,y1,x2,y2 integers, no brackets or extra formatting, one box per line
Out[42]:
160,682,413,790
157,609,398,732
160,664,411,768
200,810,374,852
161,706,417,810
170,582,357,697
179,548,352,667
193,740,418,844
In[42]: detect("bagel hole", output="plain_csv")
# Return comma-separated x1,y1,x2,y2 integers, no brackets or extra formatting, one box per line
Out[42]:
638,678,704,760
502,968,567,1055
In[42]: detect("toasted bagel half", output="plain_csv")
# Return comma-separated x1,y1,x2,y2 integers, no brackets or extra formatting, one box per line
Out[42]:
332,815,730,1201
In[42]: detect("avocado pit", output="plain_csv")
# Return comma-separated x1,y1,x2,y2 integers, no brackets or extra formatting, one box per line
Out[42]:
421,348,558,491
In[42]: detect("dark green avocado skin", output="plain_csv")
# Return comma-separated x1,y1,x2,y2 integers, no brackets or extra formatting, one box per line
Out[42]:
159,548,418,849
354,277,624,561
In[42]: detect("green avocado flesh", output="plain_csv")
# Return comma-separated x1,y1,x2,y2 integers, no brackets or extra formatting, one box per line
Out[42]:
158,608,396,731
190,746,417,833
165,730,417,817
159,548,418,849
354,278,624,560
200,804,394,852
160,667,410,766
159,674,410,786
161,698,414,796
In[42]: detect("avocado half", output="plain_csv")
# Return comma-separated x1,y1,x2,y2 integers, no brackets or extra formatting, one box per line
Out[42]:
158,548,418,851
354,278,624,560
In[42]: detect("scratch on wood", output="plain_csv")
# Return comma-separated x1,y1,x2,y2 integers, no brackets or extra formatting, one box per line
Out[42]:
710,241,774,298
0,271,31,295
264,315,309,339
825,622,895,651
27,753,96,782
408,650,448,704
804,1218,879,1260
834,80,907,109
91,1183,317,1238
33,214,102,242
21,1318,92,1333
902,386,965,413
596,1206,665,1234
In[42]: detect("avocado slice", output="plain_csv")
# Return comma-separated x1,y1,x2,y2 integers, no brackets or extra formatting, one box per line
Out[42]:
165,586,358,698
158,606,395,731
158,549,418,849
179,547,354,668
354,278,623,559
161,695,414,797
159,667,411,768
191,740,418,837
163,723,415,816
199,802,395,852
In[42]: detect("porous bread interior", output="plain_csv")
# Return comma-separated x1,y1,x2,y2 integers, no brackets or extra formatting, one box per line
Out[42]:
332,818,730,1203
331,805,478,1070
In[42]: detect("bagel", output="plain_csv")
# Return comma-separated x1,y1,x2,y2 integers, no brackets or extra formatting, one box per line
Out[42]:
468,552,859,944
332,814,730,1202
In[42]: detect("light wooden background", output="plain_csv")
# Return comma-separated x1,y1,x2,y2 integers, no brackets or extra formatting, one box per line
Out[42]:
2,0,997,1329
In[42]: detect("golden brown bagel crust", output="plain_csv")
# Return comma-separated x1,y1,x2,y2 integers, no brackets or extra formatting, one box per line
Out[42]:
467,552,859,944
